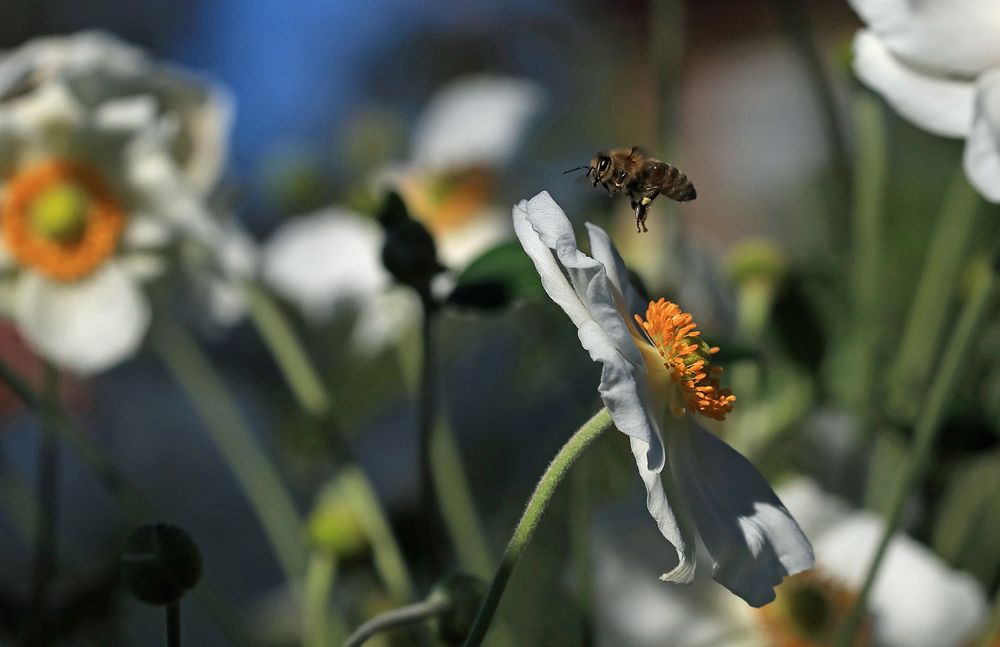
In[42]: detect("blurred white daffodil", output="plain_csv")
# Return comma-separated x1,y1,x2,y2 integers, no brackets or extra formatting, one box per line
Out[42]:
514,191,813,607
849,0,1000,201
594,478,989,647
0,31,234,373
261,75,542,349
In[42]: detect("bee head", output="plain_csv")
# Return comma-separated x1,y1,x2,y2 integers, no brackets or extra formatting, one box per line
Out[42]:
590,153,612,187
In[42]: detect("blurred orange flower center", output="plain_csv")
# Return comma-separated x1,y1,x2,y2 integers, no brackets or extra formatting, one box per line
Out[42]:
2,159,125,281
398,166,494,235
634,298,735,421
755,570,871,647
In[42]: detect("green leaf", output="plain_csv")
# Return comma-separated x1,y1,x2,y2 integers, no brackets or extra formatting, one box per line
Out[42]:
449,242,543,309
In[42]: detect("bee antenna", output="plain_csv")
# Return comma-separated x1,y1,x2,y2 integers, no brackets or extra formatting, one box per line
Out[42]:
562,165,590,175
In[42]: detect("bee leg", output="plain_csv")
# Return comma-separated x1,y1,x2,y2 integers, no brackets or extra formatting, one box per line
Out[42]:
634,202,648,233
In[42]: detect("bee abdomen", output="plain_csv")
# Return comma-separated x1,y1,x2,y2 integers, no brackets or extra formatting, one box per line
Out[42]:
662,164,696,202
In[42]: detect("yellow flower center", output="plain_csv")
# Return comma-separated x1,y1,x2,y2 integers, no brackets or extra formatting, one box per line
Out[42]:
2,160,125,281
755,571,872,647
634,298,735,421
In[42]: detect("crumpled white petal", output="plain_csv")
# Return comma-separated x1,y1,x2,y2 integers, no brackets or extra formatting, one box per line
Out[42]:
411,76,543,172
964,68,1000,203
853,30,975,138
261,208,389,321
668,424,814,607
848,0,1000,77
13,263,150,374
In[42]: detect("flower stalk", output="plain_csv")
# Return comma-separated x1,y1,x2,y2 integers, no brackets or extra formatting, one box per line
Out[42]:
462,408,616,647
836,246,999,646
151,317,307,581
24,363,60,644
343,595,452,647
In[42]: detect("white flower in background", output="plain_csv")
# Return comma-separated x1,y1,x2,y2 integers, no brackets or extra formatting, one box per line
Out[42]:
515,191,812,606
385,75,543,268
261,76,542,348
594,478,989,647
0,32,233,373
849,0,1000,201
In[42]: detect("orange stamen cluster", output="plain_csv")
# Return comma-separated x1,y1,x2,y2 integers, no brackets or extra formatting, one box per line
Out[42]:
635,298,735,421
2,160,125,281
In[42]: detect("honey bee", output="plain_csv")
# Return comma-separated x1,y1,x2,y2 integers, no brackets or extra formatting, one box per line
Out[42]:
565,146,696,233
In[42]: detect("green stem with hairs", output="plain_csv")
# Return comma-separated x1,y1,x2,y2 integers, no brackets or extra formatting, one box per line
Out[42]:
151,318,307,581
836,249,998,646
462,408,616,647
885,171,981,421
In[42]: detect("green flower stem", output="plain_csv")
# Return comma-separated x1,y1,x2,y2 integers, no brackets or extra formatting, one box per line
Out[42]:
462,408,616,647
0,359,252,646
244,283,415,601
245,282,332,419
24,363,59,644
771,0,852,238
343,595,452,647
167,601,181,647
337,466,414,601
836,250,998,646
151,319,307,581
418,299,445,578
847,93,887,413
885,170,981,421
303,551,345,647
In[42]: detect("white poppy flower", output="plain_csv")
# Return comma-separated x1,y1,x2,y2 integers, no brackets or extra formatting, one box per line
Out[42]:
0,32,232,373
849,1,1000,201
594,478,989,647
515,191,813,607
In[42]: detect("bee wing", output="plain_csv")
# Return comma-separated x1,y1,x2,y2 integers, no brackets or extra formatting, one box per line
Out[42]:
629,145,652,159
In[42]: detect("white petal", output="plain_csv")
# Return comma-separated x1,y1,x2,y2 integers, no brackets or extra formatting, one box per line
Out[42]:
773,477,852,542
436,207,510,269
261,209,388,322
585,222,647,319
411,76,543,171
668,424,814,607
578,320,664,471
14,263,150,374
123,212,174,249
853,30,975,138
964,68,1000,203
94,95,158,133
848,0,1000,77
629,434,697,584
117,252,167,282
592,500,756,647
349,287,421,354
815,515,987,647
512,196,591,327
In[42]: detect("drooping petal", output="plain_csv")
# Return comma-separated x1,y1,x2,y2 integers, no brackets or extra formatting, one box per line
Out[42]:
848,0,1000,77
585,222,647,320
13,263,150,374
578,320,664,470
668,424,814,607
815,515,987,647
512,196,592,327
521,192,644,369
628,434,697,583
411,76,543,172
964,68,1000,203
853,30,975,138
261,209,389,321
